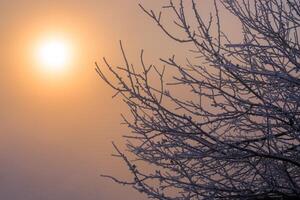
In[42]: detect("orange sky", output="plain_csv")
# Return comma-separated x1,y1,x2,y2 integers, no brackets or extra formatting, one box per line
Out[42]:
0,1,237,199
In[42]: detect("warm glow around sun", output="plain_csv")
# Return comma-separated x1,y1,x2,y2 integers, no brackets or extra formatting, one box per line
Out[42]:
35,37,72,74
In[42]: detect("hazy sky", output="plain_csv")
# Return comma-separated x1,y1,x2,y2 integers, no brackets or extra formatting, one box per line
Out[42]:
0,1,236,199
0,1,175,199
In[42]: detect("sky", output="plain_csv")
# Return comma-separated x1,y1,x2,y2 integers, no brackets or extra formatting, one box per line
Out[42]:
0,1,177,199
0,1,236,199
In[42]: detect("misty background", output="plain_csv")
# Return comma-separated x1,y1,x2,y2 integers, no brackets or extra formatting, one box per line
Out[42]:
0,1,235,199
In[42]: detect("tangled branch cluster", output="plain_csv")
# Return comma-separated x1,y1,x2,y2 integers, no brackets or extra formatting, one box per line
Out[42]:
97,0,300,199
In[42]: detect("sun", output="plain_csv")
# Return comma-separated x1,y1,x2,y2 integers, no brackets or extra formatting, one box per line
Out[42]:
36,37,72,74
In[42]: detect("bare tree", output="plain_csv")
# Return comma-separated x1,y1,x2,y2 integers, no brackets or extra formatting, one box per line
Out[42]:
97,0,300,199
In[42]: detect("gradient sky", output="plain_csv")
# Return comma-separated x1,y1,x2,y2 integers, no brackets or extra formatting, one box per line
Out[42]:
0,1,236,199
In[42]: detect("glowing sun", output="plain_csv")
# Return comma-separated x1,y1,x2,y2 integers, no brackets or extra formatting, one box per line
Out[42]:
36,37,72,74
